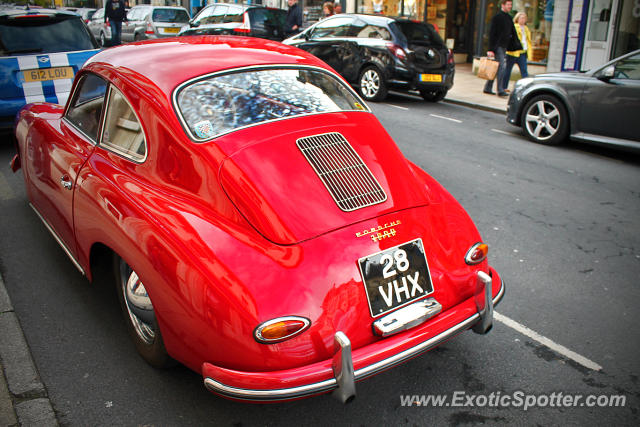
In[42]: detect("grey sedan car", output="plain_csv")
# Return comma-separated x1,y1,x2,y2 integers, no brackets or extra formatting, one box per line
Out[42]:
122,5,189,41
507,49,640,151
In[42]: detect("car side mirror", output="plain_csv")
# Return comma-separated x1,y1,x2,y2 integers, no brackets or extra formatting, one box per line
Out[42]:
597,65,615,82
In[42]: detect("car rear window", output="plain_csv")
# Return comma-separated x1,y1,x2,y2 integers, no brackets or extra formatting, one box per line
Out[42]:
392,21,444,47
176,67,368,140
0,15,97,56
152,8,189,23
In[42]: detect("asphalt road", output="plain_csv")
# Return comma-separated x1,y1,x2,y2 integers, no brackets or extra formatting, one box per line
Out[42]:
0,96,638,426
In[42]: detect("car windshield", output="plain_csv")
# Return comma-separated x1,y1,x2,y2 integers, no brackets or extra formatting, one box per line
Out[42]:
152,8,189,23
392,21,444,46
0,15,97,55
176,67,367,140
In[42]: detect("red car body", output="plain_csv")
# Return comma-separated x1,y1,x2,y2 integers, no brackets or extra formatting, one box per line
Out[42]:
12,36,504,402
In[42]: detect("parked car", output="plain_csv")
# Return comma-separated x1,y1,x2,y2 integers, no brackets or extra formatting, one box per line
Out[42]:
179,3,286,41
507,49,640,151
283,14,455,102
122,5,190,42
65,7,96,24
87,8,111,47
11,36,503,402
0,7,100,131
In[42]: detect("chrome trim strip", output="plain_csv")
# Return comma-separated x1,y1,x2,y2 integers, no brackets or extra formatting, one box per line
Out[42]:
29,203,85,275
372,298,442,337
203,279,505,401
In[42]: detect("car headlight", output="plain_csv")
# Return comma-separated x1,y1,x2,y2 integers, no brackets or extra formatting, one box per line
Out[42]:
515,77,534,89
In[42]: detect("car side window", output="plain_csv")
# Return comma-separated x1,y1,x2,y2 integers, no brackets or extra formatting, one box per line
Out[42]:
197,5,227,25
614,53,640,80
223,7,243,23
354,24,391,40
65,73,108,142
101,88,147,162
311,16,354,39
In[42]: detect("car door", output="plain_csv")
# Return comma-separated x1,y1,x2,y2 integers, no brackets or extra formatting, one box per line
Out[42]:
88,8,104,39
121,7,141,42
27,73,107,260
577,52,640,142
295,16,360,82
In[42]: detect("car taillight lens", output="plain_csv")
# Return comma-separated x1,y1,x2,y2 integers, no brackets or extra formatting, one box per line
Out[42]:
447,48,455,64
385,42,407,60
145,23,154,34
254,317,310,343
465,243,488,265
233,11,251,33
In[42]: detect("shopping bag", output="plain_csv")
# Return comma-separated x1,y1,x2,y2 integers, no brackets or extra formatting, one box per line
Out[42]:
477,57,499,80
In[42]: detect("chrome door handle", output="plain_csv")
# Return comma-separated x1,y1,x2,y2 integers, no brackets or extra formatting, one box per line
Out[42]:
60,175,73,190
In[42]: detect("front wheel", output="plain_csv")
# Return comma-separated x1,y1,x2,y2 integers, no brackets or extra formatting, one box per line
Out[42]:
114,255,173,368
358,66,387,102
521,94,569,145
419,88,448,102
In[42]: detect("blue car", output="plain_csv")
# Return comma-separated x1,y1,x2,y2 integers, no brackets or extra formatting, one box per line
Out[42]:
0,7,100,131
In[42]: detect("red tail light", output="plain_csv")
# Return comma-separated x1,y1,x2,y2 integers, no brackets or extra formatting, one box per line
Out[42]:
233,11,251,34
233,28,251,34
447,48,455,64
385,42,407,60
145,22,154,34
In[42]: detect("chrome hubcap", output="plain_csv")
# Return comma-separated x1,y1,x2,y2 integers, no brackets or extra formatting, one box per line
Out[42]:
361,70,380,98
124,270,155,344
525,100,560,141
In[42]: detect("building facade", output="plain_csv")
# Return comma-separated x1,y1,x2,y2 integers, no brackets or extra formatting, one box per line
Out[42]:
71,0,639,71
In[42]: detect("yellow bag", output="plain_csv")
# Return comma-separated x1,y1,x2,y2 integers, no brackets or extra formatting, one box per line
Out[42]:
477,57,499,80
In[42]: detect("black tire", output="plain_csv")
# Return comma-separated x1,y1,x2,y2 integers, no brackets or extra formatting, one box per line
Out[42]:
134,33,143,41
114,255,173,368
521,94,569,146
358,66,388,102
419,88,448,102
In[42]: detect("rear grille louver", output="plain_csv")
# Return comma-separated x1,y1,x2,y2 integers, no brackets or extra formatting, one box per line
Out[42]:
296,132,387,212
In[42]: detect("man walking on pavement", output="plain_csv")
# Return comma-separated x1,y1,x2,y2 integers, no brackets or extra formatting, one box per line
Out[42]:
483,0,521,97
285,0,303,37
104,0,127,46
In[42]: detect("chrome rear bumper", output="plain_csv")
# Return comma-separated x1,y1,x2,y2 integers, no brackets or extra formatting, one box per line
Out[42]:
204,272,505,402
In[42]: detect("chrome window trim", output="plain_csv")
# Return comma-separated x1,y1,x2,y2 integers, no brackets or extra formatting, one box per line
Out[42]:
62,72,108,146
98,85,149,164
172,64,371,143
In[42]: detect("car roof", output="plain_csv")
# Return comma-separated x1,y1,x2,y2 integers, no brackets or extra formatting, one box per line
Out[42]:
0,7,80,19
84,36,333,94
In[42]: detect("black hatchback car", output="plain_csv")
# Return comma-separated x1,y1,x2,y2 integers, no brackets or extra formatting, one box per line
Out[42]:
178,3,286,41
283,14,454,102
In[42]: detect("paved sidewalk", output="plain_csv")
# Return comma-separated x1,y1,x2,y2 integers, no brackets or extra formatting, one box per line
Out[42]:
0,60,546,426
444,62,546,113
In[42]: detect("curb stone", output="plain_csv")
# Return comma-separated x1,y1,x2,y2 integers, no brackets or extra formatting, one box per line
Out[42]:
0,274,58,426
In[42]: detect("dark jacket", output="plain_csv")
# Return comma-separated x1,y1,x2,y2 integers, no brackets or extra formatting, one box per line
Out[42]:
104,0,127,23
285,3,303,36
488,10,522,52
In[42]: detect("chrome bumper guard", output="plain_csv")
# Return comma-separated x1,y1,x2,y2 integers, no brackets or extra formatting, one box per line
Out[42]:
204,272,504,402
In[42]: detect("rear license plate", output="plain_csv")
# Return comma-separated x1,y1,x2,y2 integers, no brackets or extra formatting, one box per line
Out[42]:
163,27,180,34
420,73,442,82
358,238,434,317
23,66,74,83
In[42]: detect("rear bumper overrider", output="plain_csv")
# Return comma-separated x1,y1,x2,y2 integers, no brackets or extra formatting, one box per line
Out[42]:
203,268,504,402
